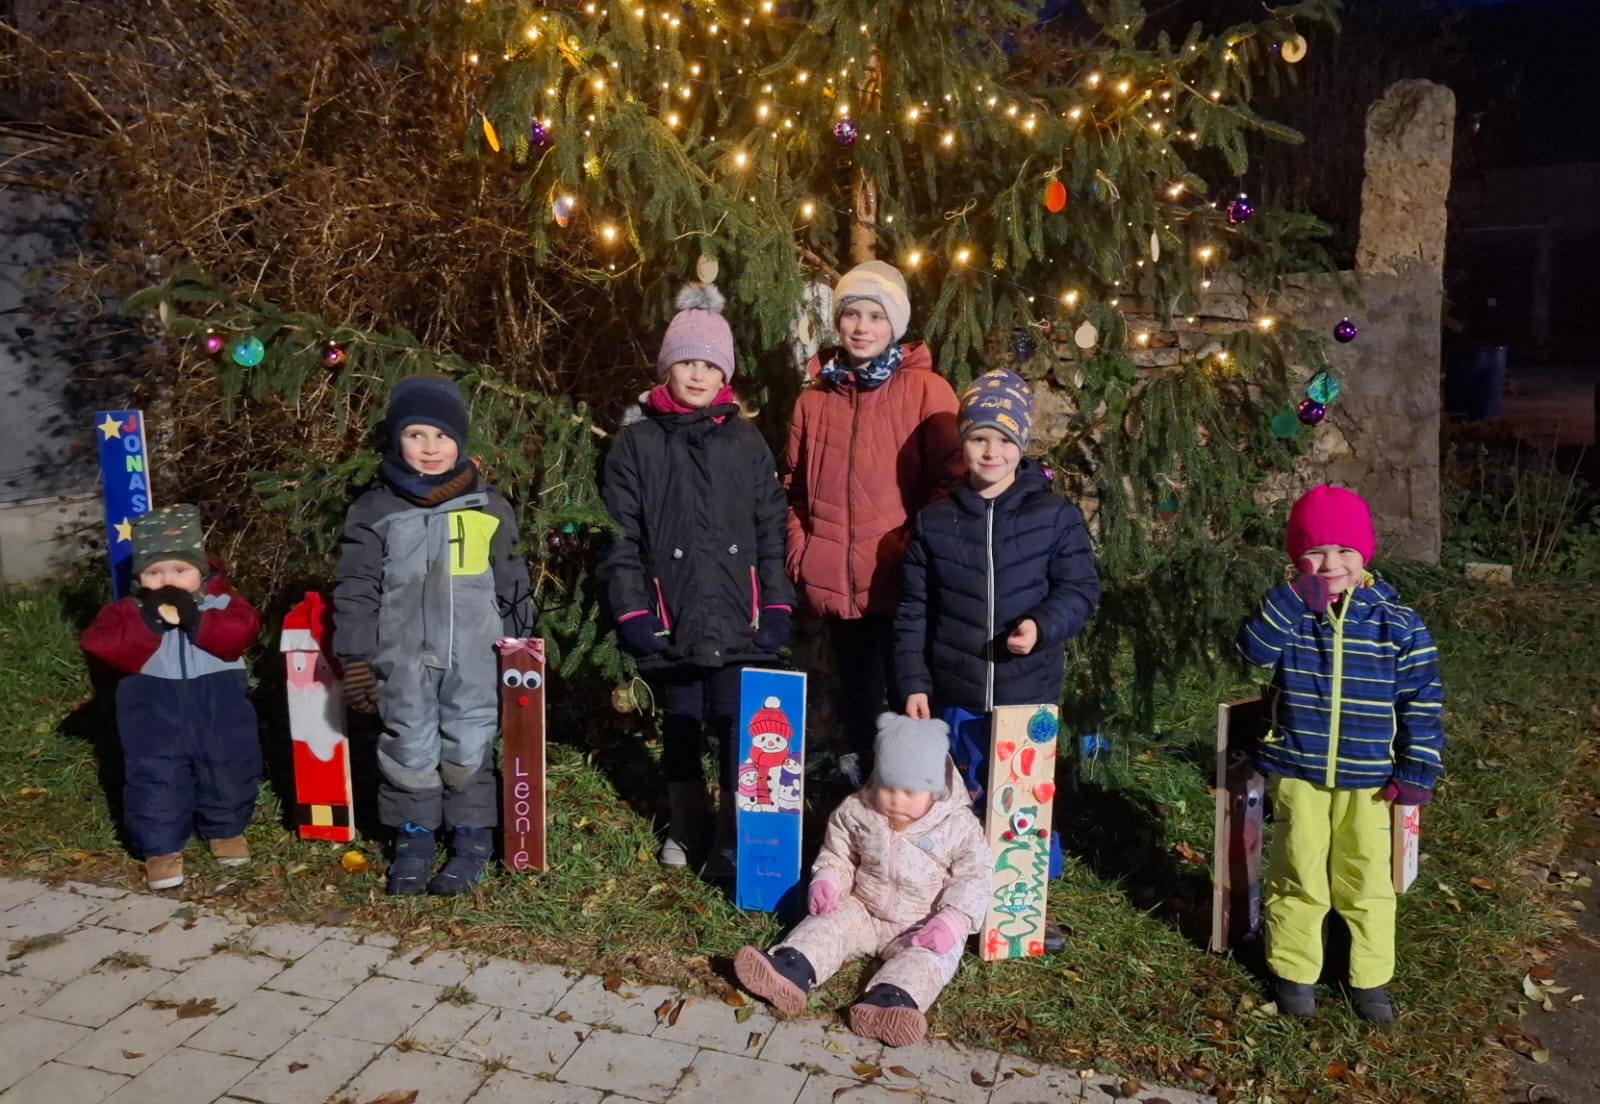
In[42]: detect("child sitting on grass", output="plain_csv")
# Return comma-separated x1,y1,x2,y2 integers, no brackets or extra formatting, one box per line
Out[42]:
734,713,991,1047
80,504,262,891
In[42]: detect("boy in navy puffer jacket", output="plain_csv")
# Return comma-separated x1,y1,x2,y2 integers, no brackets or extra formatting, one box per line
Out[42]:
893,369,1100,892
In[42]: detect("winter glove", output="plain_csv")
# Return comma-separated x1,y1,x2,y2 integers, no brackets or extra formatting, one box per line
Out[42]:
1289,572,1333,615
139,587,198,634
1380,778,1433,806
808,876,839,917
339,658,379,714
616,613,669,657
752,606,793,652
909,913,962,955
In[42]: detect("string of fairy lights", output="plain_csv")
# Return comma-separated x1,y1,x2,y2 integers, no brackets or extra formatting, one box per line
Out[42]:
456,1,1318,356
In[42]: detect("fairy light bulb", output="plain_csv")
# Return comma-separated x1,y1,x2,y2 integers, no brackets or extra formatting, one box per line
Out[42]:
1068,106,1083,120
800,200,816,218
1116,79,1132,95
954,247,972,265
600,223,618,243
906,250,923,268
1197,246,1215,263
1087,71,1102,87
907,106,920,122
1256,316,1276,332
467,52,479,65
1167,183,1184,198
665,111,680,127
689,63,701,76
1023,115,1037,132
525,25,539,40
1061,290,1080,307
1209,89,1223,101
592,77,605,91
1135,332,1151,346
941,131,955,147
733,150,749,168
757,103,770,120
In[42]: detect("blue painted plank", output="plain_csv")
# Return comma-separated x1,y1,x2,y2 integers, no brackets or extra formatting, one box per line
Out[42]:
94,410,153,598
734,668,806,913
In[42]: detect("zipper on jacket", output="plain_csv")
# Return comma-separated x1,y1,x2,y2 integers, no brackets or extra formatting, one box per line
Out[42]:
653,577,672,632
1325,596,1348,788
845,388,862,618
885,828,901,917
984,500,996,712
749,566,760,629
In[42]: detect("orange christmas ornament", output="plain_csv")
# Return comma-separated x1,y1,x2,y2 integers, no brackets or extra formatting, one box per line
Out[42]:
1043,179,1068,213
481,115,501,153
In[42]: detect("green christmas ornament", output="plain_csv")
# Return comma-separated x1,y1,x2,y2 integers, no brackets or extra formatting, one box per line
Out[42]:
1157,488,1180,516
1306,370,1341,405
1270,408,1302,439
229,335,265,368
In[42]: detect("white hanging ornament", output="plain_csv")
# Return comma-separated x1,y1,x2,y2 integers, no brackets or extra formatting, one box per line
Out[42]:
1281,35,1308,63
695,254,719,283
1150,230,1161,263
1074,320,1099,350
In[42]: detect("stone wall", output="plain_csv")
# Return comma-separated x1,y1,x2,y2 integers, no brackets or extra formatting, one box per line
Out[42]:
1032,80,1455,563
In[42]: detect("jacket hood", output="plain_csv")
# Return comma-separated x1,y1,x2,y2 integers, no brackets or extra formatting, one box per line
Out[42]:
804,341,934,384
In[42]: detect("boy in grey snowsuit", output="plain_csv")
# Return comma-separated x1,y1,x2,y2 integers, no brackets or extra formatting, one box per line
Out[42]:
333,375,534,895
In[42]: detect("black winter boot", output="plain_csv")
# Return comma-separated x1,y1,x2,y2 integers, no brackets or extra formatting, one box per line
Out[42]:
849,984,926,1047
387,823,436,896
427,826,493,896
1350,986,1394,1023
733,945,815,1015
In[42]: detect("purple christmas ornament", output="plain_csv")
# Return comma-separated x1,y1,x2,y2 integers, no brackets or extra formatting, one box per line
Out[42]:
321,343,347,368
202,332,226,357
1297,399,1327,426
529,118,550,149
1333,317,1359,343
833,118,858,147
1226,196,1256,224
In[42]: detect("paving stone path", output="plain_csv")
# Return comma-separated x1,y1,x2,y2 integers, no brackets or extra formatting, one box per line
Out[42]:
0,876,1211,1104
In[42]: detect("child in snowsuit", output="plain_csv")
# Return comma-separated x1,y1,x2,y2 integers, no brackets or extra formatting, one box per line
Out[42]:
734,713,992,1048
1238,484,1444,1022
80,504,262,891
333,375,534,896
894,369,1100,891
599,284,794,876
782,262,963,778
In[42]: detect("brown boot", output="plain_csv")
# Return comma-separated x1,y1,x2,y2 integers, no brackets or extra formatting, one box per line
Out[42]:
208,836,250,866
848,984,927,1047
145,852,184,890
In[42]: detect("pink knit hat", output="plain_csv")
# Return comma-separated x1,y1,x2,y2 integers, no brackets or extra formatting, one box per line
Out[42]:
1286,484,1376,564
656,283,736,381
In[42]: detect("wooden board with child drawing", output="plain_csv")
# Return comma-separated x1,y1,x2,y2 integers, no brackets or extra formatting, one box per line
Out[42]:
497,638,547,872
1392,803,1420,894
1211,696,1269,954
980,704,1059,961
734,668,806,913
280,593,355,843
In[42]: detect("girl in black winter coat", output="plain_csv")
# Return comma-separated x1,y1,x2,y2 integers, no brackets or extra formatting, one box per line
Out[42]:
598,285,795,877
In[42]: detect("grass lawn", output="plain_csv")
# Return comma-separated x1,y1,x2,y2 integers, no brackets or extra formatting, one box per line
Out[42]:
2,568,1596,1103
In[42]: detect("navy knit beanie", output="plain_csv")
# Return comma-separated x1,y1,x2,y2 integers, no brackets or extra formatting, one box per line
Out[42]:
386,375,469,453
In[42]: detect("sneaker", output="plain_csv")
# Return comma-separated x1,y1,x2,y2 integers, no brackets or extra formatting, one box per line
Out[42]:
208,836,250,866
1276,979,1317,1018
1350,986,1395,1023
849,984,927,1048
387,823,436,896
427,826,493,896
145,852,184,891
733,945,814,1016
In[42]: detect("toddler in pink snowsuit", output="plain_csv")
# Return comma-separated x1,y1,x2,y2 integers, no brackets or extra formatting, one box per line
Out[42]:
734,713,992,1047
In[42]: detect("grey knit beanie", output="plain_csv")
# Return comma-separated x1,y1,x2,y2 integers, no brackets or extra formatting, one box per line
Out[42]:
872,712,951,795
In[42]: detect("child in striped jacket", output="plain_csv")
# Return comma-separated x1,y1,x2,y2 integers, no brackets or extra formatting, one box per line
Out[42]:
1238,485,1444,1023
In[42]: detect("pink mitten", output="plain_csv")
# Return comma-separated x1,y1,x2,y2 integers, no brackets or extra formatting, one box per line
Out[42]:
910,915,960,955
808,877,838,916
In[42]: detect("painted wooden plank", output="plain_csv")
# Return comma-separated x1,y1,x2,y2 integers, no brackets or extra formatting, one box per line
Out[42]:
1392,803,1421,894
94,410,153,598
498,638,547,872
1211,696,1270,953
734,668,806,913
980,704,1059,961
280,592,355,843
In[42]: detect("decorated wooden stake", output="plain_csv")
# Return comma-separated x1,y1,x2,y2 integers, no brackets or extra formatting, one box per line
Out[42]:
498,638,547,872
1211,696,1270,953
734,668,806,913
980,704,1059,961
280,593,355,842
94,410,153,598
1392,803,1421,894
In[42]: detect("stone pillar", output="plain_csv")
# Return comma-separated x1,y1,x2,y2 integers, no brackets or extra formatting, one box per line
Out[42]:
1342,80,1455,563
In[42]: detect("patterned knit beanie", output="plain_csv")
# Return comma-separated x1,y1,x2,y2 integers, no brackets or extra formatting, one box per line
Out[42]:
656,284,736,381
833,261,911,341
1286,484,1376,564
959,368,1035,449
132,503,206,577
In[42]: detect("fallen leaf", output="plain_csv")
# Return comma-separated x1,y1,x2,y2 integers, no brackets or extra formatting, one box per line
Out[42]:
341,851,368,874
146,922,168,934
721,989,747,1008
1148,1099,1173,1104
887,1065,918,1078
653,999,673,1023
1012,1066,1036,1078
1571,994,1585,1003
120,1050,143,1059
823,1039,845,1054
851,1062,882,1078
1531,1049,1551,1063
734,1005,754,1023
1119,1078,1143,1098
173,997,219,1020
361,1092,419,1104
971,1070,995,1088
287,1061,309,1073
408,947,436,967
1469,876,1494,892
1530,964,1557,982
17,786,45,798
668,999,686,1026
553,1011,572,1023
1524,975,1545,1001
601,974,624,993
1326,1062,1347,1081
746,1031,763,1049
1173,841,1206,866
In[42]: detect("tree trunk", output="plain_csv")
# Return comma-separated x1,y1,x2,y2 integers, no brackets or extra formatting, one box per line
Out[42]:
847,53,883,265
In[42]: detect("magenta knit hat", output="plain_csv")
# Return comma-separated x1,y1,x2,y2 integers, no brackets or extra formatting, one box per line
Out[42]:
656,283,736,381
1286,484,1376,564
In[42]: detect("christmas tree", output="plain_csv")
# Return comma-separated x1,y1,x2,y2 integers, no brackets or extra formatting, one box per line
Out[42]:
29,0,1342,723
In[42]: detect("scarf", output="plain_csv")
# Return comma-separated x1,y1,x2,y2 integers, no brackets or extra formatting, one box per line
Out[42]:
817,342,903,392
646,383,735,423
379,453,480,507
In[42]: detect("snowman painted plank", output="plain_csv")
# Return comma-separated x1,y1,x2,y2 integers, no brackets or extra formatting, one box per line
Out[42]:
497,638,547,872
980,704,1059,961
281,592,355,842
734,668,806,913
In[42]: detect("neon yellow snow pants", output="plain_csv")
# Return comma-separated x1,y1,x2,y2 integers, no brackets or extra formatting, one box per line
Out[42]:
1265,776,1396,989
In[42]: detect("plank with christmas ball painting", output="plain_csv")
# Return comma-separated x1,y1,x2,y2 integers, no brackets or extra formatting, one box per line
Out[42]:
980,704,1060,961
